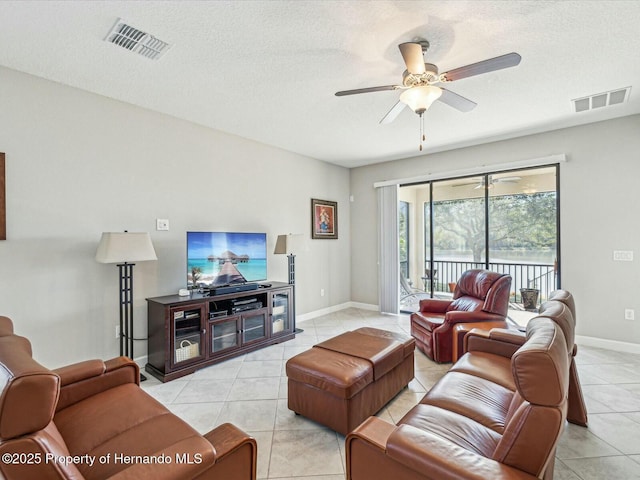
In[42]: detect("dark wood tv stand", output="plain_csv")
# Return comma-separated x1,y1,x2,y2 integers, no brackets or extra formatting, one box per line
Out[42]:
145,282,295,382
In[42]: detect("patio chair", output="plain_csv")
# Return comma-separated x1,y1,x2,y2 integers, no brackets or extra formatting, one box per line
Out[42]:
400,276,430,305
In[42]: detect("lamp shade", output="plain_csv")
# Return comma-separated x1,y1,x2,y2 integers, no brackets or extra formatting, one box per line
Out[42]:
274,234,304,255
96,232,157,264
399,85,442,113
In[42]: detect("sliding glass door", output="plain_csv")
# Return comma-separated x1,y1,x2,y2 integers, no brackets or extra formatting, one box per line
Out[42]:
487,168,558,303
399,165,559,312
431,177,487,293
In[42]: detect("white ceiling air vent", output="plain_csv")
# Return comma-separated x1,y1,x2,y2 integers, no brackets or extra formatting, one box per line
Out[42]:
572,87,631,113
104,18,170,60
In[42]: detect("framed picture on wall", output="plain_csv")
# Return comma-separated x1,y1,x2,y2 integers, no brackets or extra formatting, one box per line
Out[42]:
311,198,338,239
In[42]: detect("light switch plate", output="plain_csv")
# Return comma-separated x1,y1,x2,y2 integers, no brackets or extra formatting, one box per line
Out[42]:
613,250,633,261
156,218,170,231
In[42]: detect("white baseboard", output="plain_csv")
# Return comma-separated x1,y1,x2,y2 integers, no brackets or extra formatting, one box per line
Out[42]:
348,301,379,312
297,301,379,322
575,334,640,355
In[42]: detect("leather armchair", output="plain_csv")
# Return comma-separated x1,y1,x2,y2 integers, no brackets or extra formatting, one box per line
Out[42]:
410,269,512,362
0,316,257,480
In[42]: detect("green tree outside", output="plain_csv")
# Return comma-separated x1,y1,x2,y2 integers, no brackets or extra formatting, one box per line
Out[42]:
431,192,556,262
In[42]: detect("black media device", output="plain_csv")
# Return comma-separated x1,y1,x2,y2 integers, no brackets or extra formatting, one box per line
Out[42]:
210,283,259,296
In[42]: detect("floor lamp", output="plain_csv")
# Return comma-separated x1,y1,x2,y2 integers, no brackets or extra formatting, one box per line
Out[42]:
274,234,303,333
96,231,157,380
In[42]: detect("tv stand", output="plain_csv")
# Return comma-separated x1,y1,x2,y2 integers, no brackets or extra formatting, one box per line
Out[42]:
146,281,294,382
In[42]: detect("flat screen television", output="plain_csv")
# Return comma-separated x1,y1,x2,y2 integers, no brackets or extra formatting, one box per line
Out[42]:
187,231,267,288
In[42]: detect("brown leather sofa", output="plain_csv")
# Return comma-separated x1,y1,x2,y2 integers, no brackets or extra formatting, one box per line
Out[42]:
347,301,572,480
0,316,257,480
460,289,587,426
410,269,512,363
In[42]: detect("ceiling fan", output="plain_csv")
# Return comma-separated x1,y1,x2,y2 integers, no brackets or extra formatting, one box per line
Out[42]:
335,40,521,149
454,175,522,189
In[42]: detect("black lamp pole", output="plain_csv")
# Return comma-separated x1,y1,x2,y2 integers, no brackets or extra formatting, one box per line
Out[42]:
287,254,295,285
287,254,303,333
117,262,134,357
117,261,147,380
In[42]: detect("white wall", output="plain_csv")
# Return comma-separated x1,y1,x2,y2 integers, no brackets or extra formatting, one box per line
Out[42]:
0,66,351,367
351,114,640,346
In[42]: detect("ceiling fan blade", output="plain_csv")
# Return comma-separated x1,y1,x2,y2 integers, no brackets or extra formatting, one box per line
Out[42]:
495,176,522,183
453,182,480,187
335,85,400,96
398,42,426,75
379,100,406,124
437,88,477,112
441,52,521,82
452,177,482,187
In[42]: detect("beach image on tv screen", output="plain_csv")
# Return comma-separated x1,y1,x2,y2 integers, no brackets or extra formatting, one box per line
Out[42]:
187,232,267,287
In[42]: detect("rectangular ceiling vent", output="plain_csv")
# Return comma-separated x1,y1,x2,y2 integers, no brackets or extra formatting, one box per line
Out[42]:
572,87,631,113
104,18,170,60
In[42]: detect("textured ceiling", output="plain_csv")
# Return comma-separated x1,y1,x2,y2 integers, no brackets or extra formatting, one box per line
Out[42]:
0,1,639,168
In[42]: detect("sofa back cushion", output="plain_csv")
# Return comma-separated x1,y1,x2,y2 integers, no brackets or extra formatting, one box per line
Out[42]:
0,334,60,440
451,270,512,316
492,317,569,476
0,317,14,337
512,318,569,406
537,300,575,354
447,296,483,313
547,289,576,319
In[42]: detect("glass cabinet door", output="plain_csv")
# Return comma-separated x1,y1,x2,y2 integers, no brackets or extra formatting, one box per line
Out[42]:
172,305,205,366
210,317,240,354
270,289,291,336
242,309,268,345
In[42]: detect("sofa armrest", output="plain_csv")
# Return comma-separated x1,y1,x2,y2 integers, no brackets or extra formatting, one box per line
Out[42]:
54,359,105,385
105,425,257,480
106,436,217,480
418,299,451,313
205,423,256,461
385,424,539,480
54,356,139,411
347,416,396,450
464,328,525,359
201,423,257,479
445,310,507,325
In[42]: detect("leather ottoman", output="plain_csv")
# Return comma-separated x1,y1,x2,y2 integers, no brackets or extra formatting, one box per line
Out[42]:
286,327,415,435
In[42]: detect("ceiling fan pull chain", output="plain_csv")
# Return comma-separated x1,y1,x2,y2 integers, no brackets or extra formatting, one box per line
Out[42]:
419,112,425,151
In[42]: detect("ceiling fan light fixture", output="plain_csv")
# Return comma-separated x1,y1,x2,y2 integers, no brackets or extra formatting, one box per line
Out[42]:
400,86,442,113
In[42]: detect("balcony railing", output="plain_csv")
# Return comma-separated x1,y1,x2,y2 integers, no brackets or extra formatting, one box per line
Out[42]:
420,260,556,304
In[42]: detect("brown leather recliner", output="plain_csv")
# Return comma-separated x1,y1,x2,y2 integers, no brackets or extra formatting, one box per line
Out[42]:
347,312,570,480
410,269,512,363
0,316,257,480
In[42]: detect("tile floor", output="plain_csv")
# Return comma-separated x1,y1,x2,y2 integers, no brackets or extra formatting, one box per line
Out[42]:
141,308,640,480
